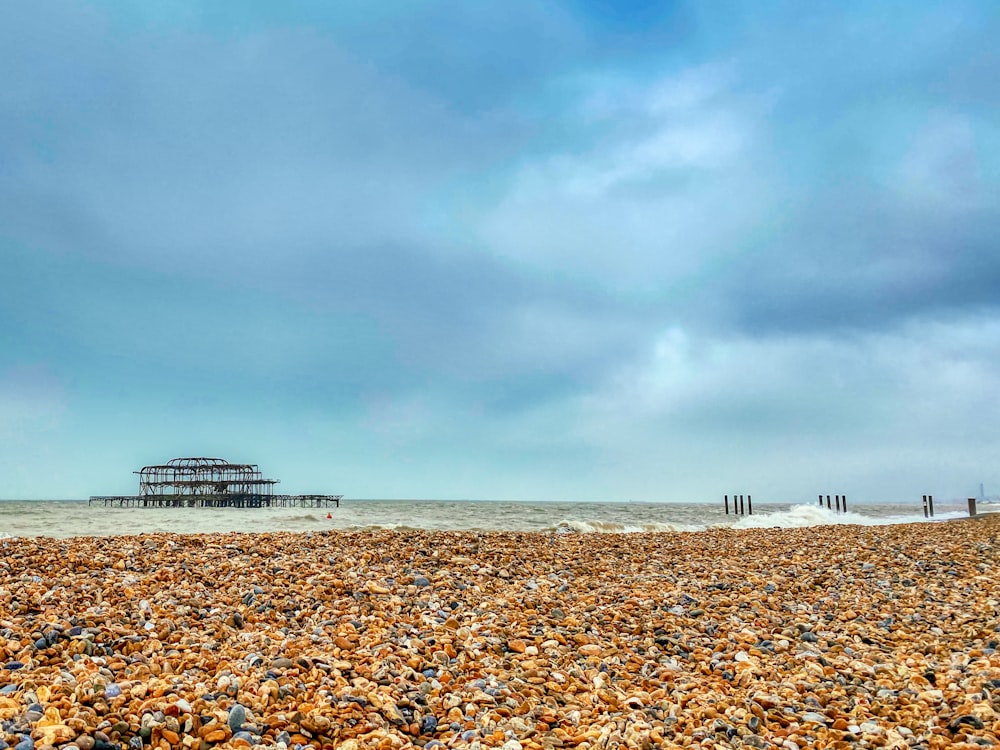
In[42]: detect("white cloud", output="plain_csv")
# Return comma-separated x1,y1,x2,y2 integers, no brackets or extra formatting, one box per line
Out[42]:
477,65,771,289
567,317,1000,500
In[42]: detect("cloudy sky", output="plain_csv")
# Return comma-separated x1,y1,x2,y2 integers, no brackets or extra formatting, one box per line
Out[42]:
2,1,998,502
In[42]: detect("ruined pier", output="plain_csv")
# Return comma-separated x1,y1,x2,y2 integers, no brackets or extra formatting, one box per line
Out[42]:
89,457,341,509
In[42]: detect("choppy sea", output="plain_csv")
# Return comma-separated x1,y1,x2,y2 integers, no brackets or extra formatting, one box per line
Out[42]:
0,498,985,538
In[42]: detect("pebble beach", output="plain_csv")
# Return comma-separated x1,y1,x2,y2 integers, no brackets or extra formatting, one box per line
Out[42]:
1,518,999,750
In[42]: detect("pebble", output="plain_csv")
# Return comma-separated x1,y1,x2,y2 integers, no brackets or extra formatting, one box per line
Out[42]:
227,703,247,732
0,519,998,750
420,715,438,734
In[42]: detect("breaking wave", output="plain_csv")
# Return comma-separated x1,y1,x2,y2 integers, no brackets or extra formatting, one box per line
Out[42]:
725,503,966,529
547,504,968,534
551,520,704,534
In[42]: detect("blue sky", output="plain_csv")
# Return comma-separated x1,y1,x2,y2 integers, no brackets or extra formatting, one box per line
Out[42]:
2,1,998,501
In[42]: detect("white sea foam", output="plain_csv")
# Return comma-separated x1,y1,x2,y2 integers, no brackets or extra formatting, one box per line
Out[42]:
723,503,966,530
554,519,705,534
549,504,968,534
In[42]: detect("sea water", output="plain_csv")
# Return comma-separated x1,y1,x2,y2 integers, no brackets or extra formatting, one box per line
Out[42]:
0,498,975,538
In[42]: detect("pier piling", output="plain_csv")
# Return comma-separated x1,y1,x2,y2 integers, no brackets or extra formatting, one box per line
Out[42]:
89,493,342,509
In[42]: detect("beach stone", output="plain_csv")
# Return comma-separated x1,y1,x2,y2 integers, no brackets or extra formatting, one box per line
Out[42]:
38,726,75,745
227,704,247,731
420,716,438,734
951,716,986,732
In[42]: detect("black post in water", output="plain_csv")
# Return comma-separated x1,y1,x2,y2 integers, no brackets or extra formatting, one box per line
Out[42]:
818,494,823,507
739,494,745,515
842,494,847,513
969,497,977,517
748,494,753,515
922,495,928,518
724,495,729,515
835,494,841,512
826,494,832,510
928,495,934,517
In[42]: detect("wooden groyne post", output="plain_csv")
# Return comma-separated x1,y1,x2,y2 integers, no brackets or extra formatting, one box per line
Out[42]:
969,497,977,517
818,494,847,513
922,494,935,518
724,494,753,516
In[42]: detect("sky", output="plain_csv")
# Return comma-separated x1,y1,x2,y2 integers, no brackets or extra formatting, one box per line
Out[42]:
1,1,998,502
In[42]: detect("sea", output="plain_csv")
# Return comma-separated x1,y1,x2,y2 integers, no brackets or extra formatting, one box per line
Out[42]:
0,498,985,539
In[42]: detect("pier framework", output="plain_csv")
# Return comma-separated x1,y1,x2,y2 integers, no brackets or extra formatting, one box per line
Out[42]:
89,457,340,509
